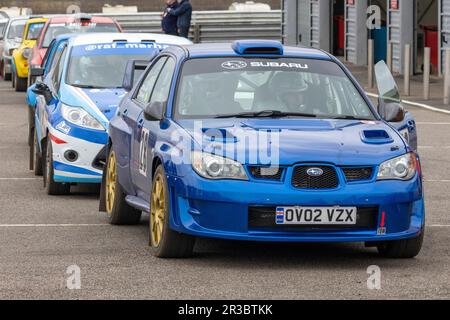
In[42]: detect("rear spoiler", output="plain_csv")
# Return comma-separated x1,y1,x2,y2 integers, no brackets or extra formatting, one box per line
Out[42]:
122,55,157,92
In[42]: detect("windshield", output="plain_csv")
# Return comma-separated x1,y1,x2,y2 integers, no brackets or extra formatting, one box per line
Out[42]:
175,58,375,120
66,43,164,88
67,54,149,88
42,23,119,47
26,22,45,40
7,20,26,39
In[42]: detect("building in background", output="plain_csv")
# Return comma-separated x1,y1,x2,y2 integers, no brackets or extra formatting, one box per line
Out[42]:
283,0,443,76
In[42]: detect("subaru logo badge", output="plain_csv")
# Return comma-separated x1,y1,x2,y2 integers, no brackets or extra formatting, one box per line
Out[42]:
221,61,248,70
307,168,324,177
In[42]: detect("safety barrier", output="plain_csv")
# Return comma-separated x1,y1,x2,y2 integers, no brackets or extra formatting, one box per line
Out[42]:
99,10,282,43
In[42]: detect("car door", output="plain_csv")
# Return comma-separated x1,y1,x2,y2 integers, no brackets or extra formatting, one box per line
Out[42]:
124,56,168,194
374,61,417,151
37,44,67,143
133,56,177,201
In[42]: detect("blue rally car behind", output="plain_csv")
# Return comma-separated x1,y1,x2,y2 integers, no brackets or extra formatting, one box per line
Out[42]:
27,34,72,174
101,40,425,259
32,33,192,195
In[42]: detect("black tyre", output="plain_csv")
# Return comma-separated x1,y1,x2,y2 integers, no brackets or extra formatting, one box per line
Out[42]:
150,165,195,258
43,138,70,195
11,71,15,87
15,73,27,92
377,230,424,259
32,128,43,176
104,150,141,225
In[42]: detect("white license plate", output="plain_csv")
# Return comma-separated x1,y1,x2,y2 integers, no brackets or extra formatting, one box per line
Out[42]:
275,207,357,225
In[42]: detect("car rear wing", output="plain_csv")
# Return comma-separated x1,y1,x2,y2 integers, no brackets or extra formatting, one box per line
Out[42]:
122,54,157,92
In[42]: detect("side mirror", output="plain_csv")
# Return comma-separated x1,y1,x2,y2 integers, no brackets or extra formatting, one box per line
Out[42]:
144,101,165,121
381,102,405,122
122,59,151,92
30,67,44,77
32,82,53,105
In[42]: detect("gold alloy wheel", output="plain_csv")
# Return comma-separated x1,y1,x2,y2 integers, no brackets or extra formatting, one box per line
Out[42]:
150,174,165,247
105,151,117,214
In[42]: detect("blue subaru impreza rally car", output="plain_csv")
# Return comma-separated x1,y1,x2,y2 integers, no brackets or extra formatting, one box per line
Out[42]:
100,40,424,259
32,33,192,195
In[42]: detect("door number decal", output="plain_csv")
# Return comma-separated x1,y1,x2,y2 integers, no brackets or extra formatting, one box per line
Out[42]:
139,128,150,176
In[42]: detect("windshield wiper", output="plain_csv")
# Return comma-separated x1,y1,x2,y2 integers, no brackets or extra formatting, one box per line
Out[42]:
70,84,98,89
329,115,373,121
215,110,317,119
70,84,112,89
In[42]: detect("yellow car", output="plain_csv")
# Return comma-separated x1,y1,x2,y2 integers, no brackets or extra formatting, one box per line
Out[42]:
12,17,47,91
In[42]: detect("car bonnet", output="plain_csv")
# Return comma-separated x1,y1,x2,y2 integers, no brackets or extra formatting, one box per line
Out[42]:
176,118,408,166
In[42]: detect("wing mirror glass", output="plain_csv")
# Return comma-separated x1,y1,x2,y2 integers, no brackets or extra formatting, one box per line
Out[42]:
374,61,401,105
374,61,405,122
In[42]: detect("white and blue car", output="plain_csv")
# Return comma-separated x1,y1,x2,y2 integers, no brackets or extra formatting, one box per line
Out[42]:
32,33,191,195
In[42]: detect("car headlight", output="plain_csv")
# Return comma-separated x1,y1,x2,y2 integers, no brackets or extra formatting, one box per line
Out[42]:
377,152,418,181
191,151,248,180
61,104,105,131
22,48,31,59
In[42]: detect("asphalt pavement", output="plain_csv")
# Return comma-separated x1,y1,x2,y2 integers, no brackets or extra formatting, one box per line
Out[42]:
0,78,449,300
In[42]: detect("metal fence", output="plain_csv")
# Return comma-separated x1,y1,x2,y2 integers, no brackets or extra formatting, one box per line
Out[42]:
99,10,282,43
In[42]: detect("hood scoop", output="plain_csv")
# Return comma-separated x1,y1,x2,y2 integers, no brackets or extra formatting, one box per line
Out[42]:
360,130,393,145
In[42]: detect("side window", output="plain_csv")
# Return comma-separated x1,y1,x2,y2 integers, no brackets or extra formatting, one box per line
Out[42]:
48,42,66,71
41,39,55,68
135,57,167,105
149,58,176,105
51,46,67,93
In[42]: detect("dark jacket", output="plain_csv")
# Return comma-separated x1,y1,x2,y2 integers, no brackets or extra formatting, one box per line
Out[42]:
168,0,192,29
162,2,179,35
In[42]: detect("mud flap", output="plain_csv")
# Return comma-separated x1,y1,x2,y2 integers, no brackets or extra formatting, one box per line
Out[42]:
28,107,35,170
99,149,108,212
29,139,34,171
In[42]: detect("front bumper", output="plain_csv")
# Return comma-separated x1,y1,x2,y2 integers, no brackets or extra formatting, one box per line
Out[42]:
13,49,30,78
167,169,425,242
48,124,107,184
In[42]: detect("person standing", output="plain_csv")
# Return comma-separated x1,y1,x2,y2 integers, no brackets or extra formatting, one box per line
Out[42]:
167,0,192,39
162,0,179,36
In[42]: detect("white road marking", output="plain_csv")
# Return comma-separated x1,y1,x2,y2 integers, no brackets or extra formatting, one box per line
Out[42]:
0,178,40,181
0,224,110,227
425,179,450,182
416,122,450,125
366,92,450,115
419,146,450,149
